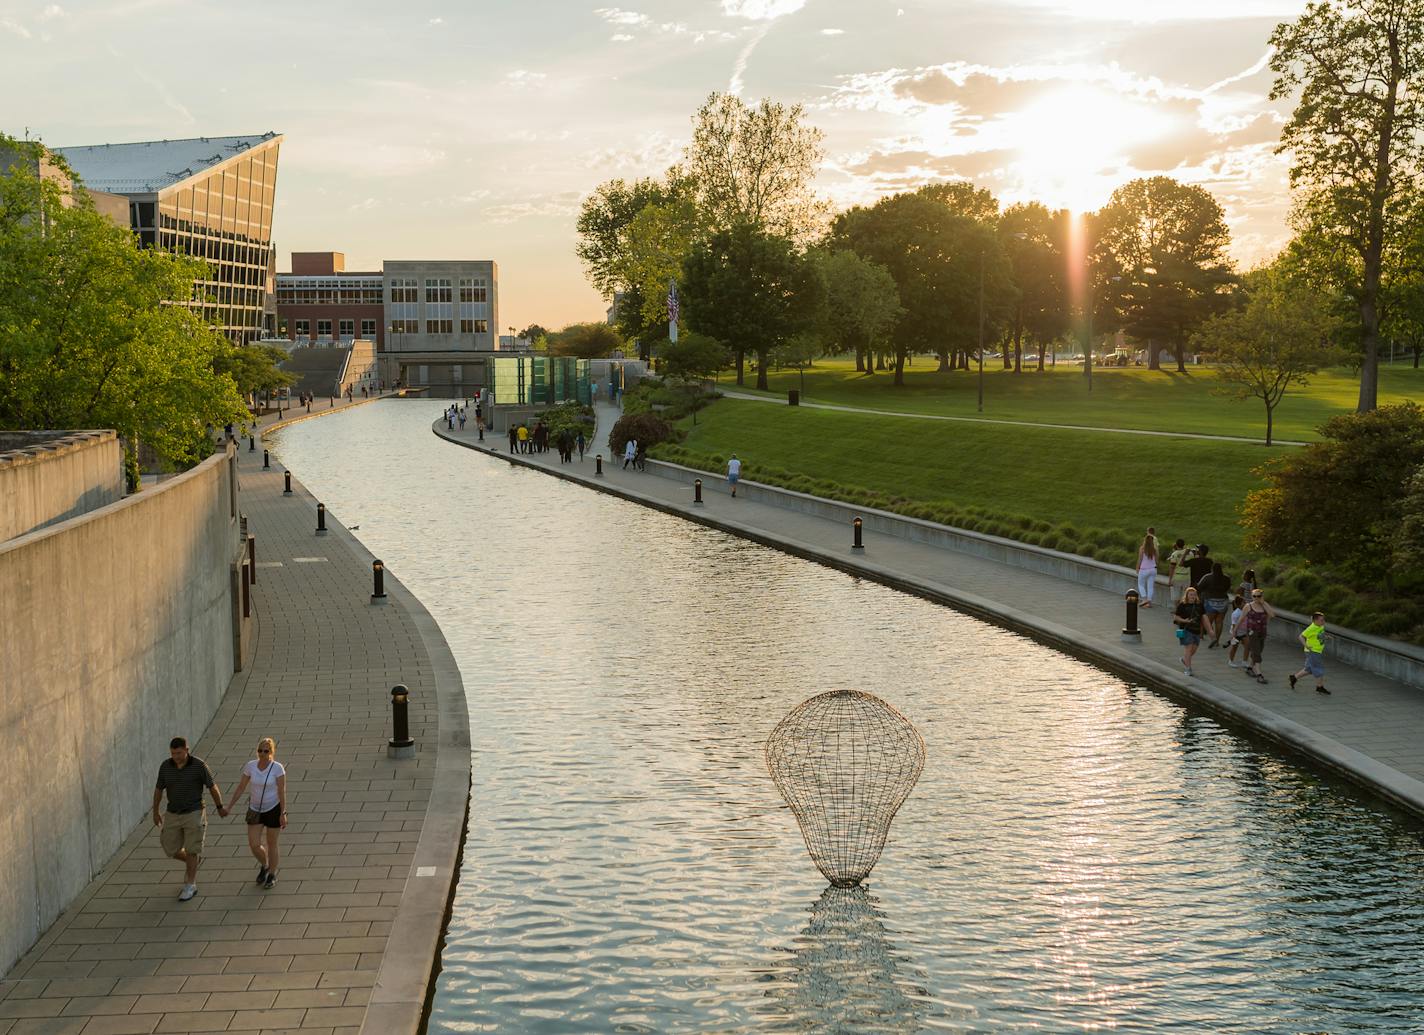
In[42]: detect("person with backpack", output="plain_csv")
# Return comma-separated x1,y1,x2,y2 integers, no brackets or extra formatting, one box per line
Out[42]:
1242,589,1276,685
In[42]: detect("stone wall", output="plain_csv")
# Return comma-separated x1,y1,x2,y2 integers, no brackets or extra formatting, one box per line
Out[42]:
0,444,242,974
0,430,123,543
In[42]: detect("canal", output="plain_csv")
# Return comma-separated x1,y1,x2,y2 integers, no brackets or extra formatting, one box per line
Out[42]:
271,400,1424,1033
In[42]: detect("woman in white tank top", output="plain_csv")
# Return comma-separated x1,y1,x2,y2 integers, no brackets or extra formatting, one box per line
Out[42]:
229,736,287,889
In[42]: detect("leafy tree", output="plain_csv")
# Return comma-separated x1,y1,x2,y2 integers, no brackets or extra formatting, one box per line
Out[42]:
0,136,246,479
1193,264,1345,444
623,197,701,332
1383,202,1424,367
549,322,623,359
1243,402,1424,588
1094,176,1236,371
812,249,902,374
657,331,727,385
1392,462,1424,577
681,223,824,390
684,92,827,241
771,332,823,397
999,203,1069,373
918,181,1001,223
518,324,550,342
1269,0,1424,411
213,343,294,405
831,193,1013,384
608,411,675,455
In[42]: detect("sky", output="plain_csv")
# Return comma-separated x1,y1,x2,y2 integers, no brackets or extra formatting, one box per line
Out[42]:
1,0,1309,332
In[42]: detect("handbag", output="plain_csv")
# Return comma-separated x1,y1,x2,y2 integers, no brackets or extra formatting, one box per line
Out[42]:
1176,628,1187,643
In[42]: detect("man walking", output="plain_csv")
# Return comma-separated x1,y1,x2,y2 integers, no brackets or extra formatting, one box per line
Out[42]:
1290,612,1331,695
153,737,226,901
726,453,742,498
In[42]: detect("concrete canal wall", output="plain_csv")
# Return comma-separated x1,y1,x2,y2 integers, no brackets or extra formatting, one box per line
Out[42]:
0,430,124,543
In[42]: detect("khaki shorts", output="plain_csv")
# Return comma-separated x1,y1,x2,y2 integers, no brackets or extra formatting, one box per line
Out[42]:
160,810,206,858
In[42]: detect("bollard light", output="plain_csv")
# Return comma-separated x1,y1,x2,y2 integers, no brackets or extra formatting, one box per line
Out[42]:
315,502,328,535
248,435,255,452
371,559,387,603
283,470,293,495
388,684,415,758
694,478,703,505
852,517,864,550
263,449,270,469
1123,589,1142,641
595,455,604,477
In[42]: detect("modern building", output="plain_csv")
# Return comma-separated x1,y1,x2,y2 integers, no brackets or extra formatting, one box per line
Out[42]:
56,133,283,344
274,251,500,398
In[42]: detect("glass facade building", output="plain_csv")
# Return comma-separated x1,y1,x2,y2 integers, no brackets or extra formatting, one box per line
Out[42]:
56,133,283,344
491,356,591,406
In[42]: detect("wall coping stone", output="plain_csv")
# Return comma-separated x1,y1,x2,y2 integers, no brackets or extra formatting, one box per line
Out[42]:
0,429,116,470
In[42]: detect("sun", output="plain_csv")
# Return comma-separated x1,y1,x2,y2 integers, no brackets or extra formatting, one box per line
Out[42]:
1007,84,1168,212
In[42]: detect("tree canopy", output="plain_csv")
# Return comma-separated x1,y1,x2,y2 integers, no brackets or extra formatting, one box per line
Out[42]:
549,322,623,359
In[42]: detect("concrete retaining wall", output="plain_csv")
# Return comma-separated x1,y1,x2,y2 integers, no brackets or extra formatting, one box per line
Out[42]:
0,445,242,974
644,457,1424,689
0,431,123,543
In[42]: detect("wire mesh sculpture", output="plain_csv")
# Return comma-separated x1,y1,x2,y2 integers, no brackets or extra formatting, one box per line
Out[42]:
766,690,926,887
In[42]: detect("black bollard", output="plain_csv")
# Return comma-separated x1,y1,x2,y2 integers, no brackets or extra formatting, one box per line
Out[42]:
1123,589,1142,641
371,559,387,603
248,434,255,452
283,470,292,495
388,684,415,758
248,535,256,586
694,478,703,505
242,558,251,618
263,449,270,469
595,455,603,477
852,516,864,550
315,502,328,535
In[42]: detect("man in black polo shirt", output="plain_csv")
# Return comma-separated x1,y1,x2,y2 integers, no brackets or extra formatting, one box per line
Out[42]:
152,736,227,901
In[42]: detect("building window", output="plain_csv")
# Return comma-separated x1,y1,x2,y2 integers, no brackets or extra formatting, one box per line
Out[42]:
458,277,487,303
391,319,419,334
317,319,332,338
339,319,355,339
460,319,489,334
426,319,454,334
425,278,452,303
294,319,309,338
362,319,376,338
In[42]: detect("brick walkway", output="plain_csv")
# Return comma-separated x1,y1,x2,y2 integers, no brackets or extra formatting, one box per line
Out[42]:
441,402,1424,815
1,394,468,1035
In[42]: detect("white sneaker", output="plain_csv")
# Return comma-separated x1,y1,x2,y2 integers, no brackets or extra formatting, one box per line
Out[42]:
1228,661,1242,668
178,884,197,902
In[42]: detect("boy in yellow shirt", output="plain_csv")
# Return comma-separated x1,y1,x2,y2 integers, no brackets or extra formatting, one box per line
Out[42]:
1289,612,1329,695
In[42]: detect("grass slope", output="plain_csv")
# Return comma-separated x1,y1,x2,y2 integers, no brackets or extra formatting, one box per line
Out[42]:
726,361,1424,442
660,398,1286,558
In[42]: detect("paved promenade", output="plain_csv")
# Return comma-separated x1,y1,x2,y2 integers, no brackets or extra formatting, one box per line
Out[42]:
2,393,468,1035
437,402,1424,817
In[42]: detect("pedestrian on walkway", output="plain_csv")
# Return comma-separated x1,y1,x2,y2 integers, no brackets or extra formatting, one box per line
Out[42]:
1196,560,1233,647
1165,539,1195,605
1185,544,1214,600
1290,613,1331,695
1136,532,1158,607
623,437,637,469
507,424,517,453
1173,587,1204,677
152,737,226,902
1238,568,1258,597
1225,595,1248,667
518,424,529,453
1242,589,1276,684
726,453,742,498
477,417,485,442
229,736,288,889
634,440,647,470
576,429,586,460
458,410,466,431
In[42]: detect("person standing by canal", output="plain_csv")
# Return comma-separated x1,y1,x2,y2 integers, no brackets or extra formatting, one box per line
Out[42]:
1173,587,1205,677
1135,532,1158,607
576,429,586,460
1165,539,1195,606
518,423,530,453
152,737,226,902
1196,561,1233,648
507,424,517,453
1242,589,1276,685
1290,612,1331,695
624,437,637,469
229,736,288,889
726,453,742,498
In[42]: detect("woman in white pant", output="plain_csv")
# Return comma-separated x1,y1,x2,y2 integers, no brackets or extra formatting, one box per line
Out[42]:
1136,532,1158,607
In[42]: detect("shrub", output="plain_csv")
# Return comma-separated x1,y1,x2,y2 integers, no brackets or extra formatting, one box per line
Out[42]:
609,412,675,454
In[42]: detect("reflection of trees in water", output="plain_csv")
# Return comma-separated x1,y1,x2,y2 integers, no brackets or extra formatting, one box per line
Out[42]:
755,886,931,1033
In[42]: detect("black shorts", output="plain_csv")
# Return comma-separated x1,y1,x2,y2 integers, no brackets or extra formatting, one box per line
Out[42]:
247,804,281,829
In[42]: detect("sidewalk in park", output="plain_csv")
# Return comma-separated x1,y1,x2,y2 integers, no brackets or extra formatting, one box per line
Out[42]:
437,401,1424,818
1,392,469,1035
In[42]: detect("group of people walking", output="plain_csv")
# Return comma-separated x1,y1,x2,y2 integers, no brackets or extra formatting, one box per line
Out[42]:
447,402,486,440
1134,529,1330,693
152,735,287,901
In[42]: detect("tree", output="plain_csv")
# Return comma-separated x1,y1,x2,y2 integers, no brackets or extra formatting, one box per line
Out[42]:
1392,461,1424,579
680,223,824,390
918,181,1001,223
549,322,623,359
772,331,823,397
518,324,550,342
1243,402,1424,588
213,343,295,406
1192,264,1345,444
657,331,728,385
0,137,246,478
622,197,701,333
684,92,827,241
812,250,902,374
831,193,1013,385
999,203,1069,373
1270,0,1424,411
1383,202,1424,367
1094,176,1236,371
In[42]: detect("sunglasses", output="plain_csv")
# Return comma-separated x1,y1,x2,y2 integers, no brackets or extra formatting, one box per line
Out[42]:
257,748,271,754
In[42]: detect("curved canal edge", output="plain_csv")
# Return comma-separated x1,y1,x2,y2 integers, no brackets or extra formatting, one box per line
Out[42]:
432,418,1424,823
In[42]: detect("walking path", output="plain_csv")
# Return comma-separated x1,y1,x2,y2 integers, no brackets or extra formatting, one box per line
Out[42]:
718,389,1310,446
438,402,1424,818
1,393,469,1035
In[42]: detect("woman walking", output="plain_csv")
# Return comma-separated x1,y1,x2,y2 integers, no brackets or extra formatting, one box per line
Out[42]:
1242,589,1276,685
230,737,287,889
1136,533,1158,607
1225,595,1248,668
1174,587,1205,677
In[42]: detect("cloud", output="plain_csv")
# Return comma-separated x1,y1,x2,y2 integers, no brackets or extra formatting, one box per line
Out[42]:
428,16,444,25
729,23,771,95
39,4,67,19
504,69,548,88
483,192,582,224
1,17,32,38
820,27,844,35
594,7,649,26
721,0,805,18
611,32,634,41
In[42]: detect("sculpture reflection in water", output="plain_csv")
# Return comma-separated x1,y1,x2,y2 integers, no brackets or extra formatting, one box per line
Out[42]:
757,885,929,1033
766,689,926,886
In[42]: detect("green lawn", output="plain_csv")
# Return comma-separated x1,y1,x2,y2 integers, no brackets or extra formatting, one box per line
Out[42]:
659,398,1289,559
721,359,1424,442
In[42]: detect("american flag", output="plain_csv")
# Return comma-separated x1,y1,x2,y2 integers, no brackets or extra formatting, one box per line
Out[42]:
666,278,680,337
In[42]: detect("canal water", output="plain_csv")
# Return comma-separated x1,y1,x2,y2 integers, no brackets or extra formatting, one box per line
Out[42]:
271,401,1424,1033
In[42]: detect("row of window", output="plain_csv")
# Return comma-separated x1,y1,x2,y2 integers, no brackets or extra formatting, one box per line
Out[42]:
292,319,380,338
292,318,493,338
276,288,386,305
